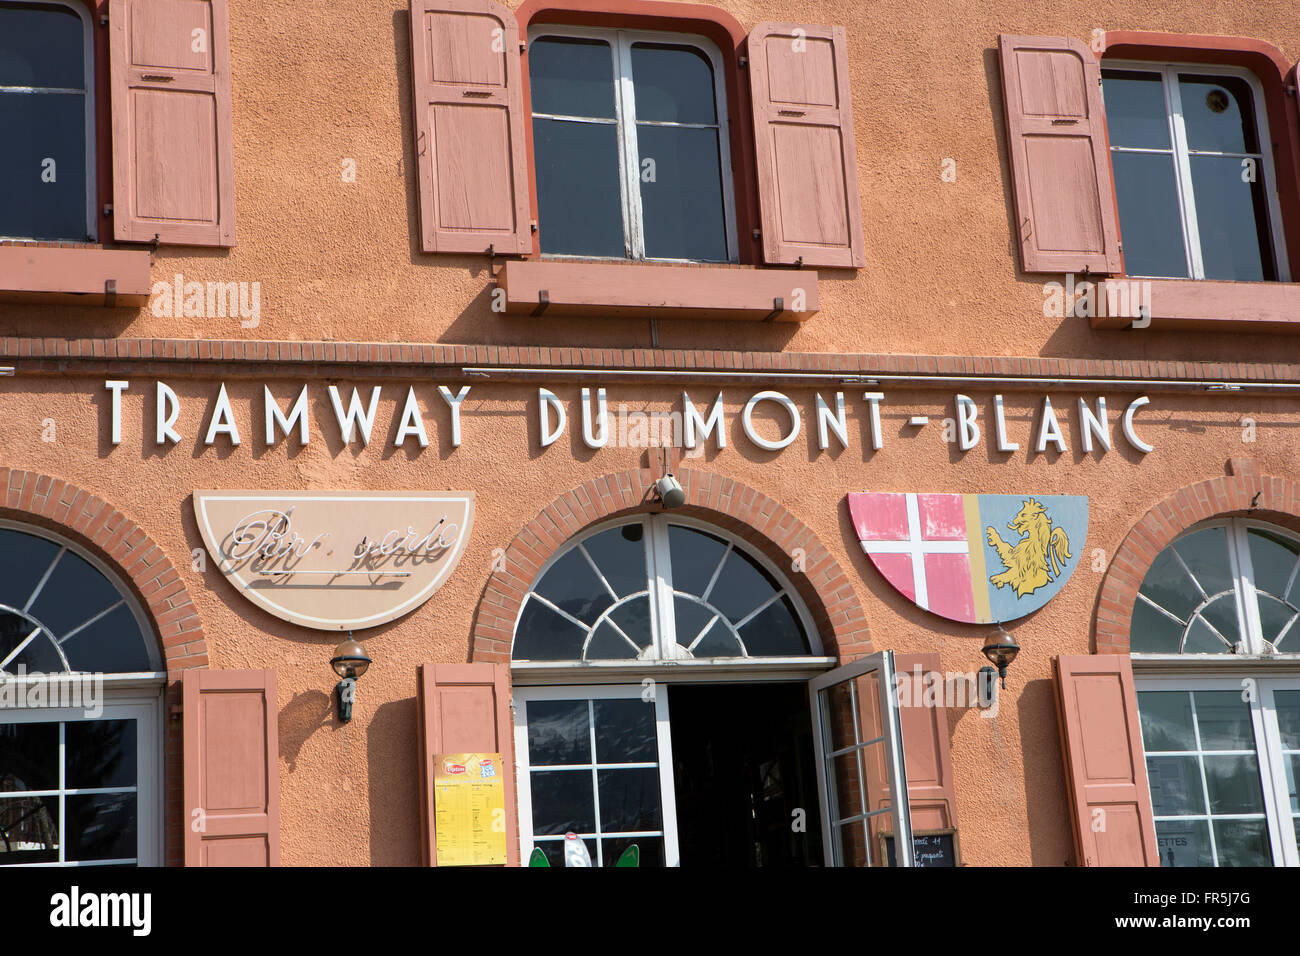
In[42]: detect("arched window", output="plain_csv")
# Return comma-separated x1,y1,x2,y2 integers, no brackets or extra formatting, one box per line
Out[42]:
1132,519,1299,655
0,522,161,867
0,523,157,675
1130,518,1300,867
512,516,817,663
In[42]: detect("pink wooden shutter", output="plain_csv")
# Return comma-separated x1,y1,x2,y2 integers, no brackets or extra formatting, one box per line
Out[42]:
409,0,531,254
1054,654,1159,866
997,35,1122,274
182,669,280,866
109,0,236,246
748,22,865,268
416,662,518,865
895,653,960,833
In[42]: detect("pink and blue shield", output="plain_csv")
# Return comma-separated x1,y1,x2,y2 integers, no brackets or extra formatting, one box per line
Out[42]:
847,492,1089,624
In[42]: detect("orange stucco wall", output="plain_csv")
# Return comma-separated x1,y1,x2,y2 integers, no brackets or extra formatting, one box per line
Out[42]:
2,0,1299,866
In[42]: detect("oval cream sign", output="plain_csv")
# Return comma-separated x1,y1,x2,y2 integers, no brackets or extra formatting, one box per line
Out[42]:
193,490,474,631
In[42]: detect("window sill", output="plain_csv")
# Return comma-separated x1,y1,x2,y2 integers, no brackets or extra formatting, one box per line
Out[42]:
1090,278,1300,333
496,259,818,321
0,243,152,307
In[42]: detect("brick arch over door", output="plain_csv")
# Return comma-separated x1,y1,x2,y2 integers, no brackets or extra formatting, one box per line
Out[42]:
470,467,873,664
1095,459,1300,654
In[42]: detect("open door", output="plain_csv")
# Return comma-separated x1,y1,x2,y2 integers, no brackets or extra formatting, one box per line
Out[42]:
809,651,913,866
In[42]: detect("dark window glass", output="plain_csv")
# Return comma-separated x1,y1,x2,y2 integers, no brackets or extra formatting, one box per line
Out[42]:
513,598,587,661
601,835,662,867
592,699,656,763
0,3,89,241
529,770,596,835
596,767,661,831
1212,818,1272,866
528,37,615,118
1190,155,1276,281
667,525,727,596
532,548,613,626
66,719,137,790
1110,151,1188,278
629,43,716,124
580,525,646,599
526,700,591,766
65,792,137,861
60,604,151,674
532,117,625,257
1137,691,1196,752
605,595,653,651
0,721,58,792
0,611,61,673
708,548,781,623
0,794,58,862
737,595,808,655
1102,70,1170,149
1178,75,1259,153
637,124,727,260
691,620,742,657
671,595,716,648
1155,818,1214,866
0,529,61,608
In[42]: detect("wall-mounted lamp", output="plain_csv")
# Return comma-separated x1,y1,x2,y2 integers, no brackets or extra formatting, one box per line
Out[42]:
330,637,372,723
981,626,1020,690
654,473,685,509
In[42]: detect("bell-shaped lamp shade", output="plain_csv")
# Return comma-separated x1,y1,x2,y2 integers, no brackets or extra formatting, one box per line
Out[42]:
331,638,372,679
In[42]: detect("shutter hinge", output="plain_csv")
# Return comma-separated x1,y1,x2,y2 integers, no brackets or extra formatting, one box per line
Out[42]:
151,233,161,252
751,228,761,240
102,204,112,217
99,14,107,26
530,220,538,233
739,56,748,67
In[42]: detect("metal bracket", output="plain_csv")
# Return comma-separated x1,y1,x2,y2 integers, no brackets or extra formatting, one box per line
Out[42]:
531,289,550,317
151,232,161,252
104,279,117,308
793,256,803,268
764,296,784,321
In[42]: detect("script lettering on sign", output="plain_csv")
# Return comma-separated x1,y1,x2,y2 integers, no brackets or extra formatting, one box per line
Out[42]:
193,491,474,630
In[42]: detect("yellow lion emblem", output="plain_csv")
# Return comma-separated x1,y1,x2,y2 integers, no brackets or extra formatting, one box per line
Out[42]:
986,498,1072,598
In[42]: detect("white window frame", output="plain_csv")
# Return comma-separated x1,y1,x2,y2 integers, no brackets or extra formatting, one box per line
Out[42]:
1134,673,1300,867
526,25,740,264
1102,61,1290,282
513,683,680,866
511,514,832,683
0,687,164,867
0,0,97,242
1132,517,1300,661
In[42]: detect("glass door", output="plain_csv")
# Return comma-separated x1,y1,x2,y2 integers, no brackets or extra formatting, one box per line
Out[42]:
808,651,914,866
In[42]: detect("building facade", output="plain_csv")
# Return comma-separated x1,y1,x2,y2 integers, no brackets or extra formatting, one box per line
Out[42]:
1,0,1299,867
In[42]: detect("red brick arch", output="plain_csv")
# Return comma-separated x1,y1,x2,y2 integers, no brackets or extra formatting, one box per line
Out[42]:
1095,459,1300,654
471,466,873,664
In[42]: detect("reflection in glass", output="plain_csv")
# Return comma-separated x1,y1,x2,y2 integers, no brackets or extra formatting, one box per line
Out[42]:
530,770,596,835
527,700,591,766
1178,75,1258,153
66,793,136,861
637,124,727,261
1101,70,1170,149
593,699,657,763
597,768,662,831
528,37,616,118
1190,155,1275,281
533,118,625,257
1137,691,1195,752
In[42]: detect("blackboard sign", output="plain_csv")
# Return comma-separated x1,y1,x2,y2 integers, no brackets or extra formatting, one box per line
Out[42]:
880,828,960,867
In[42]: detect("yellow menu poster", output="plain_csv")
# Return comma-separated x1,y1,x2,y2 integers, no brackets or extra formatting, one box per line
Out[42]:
434,753,507,865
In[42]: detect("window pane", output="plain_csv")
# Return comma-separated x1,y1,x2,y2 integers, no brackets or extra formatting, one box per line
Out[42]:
1194,596,1242,652
0,794,59,863
592,699,656,763
709,548,781,623
66,792,136,861
0,721,58,792
0,613,61,673
579,525,646,599
1203,755,1264,814
737,594,808,655
1247,529,1300,602
1178,75,1259,154
586,622,639,659
636,124,728,261
1194,691,1254,750
667,525,728,597
512,597,587,661
1189,155,1276,281
605,595,653,651
29,549,122,638
1283,753,1298,815
1146,755,1206,815
531,836,595,866
1102,70,1170,149
1137,690,1196,752
533,117,625,257
0,530,61,608
1212,818,1272,866
1155,818,1213,867
1257,595,1298,649
1275,690,1300,750
629,43,716,125
691,619,742,657
66,720,137,790
0,3,84,88
0,91,87,241
597,767,662,831
1111,151,1188,278
528,37,615,118
530,770,596,835
601,835,662,867
672,595,716,648
526,700,591,766
63,604,151,674
1129,598,1185,653
532,547,613,625
1174,528,1234,597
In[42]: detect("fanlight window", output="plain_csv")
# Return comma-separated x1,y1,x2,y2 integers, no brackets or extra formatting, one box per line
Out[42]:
512,517,814,662
1132,520,1300,655
0,525,155,675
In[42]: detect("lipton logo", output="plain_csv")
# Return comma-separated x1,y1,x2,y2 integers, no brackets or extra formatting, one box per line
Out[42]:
444,763,467,775
193,490,474,631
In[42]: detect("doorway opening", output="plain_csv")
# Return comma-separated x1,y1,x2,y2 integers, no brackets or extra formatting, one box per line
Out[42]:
668,682,822,866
